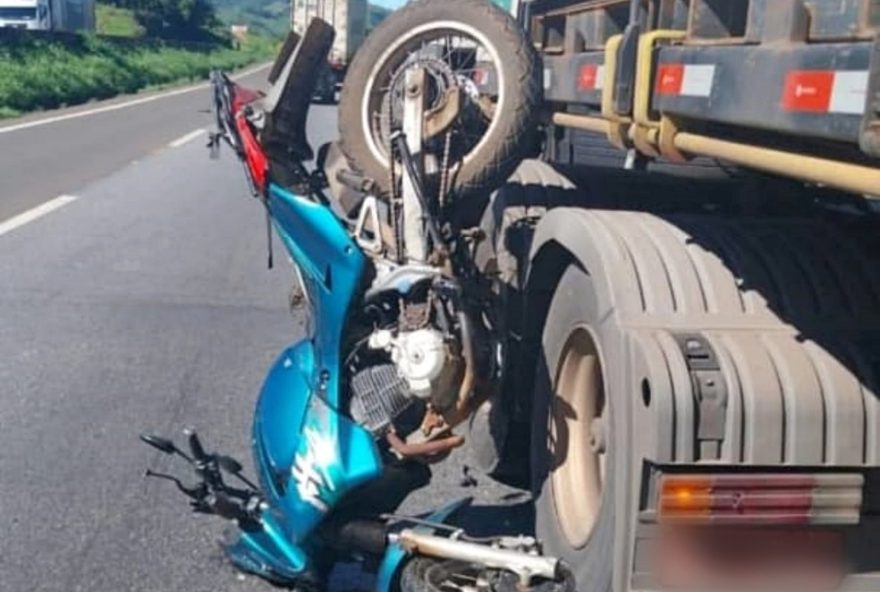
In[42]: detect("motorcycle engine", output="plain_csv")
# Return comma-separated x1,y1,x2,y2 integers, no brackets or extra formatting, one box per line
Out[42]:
348,363,413,436
347,271,466,438
366,327,460,402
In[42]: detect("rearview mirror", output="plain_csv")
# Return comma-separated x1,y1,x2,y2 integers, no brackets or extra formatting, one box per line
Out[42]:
140,434,176,455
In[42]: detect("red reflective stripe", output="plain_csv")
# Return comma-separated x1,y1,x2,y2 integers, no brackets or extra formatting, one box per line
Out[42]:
782,70,834,112
235,112,268,193
656,63,684,95
578,64,599,91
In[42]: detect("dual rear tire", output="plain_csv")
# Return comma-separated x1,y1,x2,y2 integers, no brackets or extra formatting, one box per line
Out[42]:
530,266,616,592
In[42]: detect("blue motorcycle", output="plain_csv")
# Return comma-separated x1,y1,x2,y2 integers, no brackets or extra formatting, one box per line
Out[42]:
141,4,570,591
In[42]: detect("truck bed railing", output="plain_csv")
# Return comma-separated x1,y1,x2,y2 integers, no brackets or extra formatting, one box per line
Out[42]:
528,0,880,195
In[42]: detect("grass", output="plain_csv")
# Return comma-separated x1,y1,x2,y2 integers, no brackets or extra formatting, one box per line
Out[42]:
0,32,275,118
95,4,145,38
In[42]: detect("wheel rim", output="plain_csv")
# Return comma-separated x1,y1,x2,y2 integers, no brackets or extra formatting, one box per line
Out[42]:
359,20,505,172
424,561,483,592
548,326,606,548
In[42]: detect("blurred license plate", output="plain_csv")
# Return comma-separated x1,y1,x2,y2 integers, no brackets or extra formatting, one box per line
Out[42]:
655,528,844,591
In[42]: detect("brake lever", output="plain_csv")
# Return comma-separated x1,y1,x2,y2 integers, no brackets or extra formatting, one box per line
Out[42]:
144,469,205,500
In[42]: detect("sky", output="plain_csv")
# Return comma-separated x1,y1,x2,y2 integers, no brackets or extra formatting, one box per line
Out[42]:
371,0,407,9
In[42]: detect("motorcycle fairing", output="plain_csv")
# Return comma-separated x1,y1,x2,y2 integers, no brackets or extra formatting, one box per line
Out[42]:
265,181,364,410
224,183,383,581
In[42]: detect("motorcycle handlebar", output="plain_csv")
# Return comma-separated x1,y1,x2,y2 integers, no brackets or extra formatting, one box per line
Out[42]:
207,492,244,521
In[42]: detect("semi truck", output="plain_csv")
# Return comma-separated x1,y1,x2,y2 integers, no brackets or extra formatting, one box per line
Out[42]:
0,0,49,28
467,0,880,591
291,0,368,101
0,0,94,31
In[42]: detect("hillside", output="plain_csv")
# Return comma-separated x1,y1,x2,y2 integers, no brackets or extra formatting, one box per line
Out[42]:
213,0,290,38
368,3,390,30
213,0,393,39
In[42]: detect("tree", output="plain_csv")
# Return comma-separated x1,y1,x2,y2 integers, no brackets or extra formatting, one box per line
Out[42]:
125,0,219,39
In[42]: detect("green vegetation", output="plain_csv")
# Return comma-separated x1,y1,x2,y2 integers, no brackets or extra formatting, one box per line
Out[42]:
100,0,220,40
213,0,289,38
211,1,393,41
0,0,398,119
0,32,275,118
96,4,146,37
367,3,391,32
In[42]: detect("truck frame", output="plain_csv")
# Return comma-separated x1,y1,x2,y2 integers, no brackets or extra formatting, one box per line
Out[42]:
467,1,880,591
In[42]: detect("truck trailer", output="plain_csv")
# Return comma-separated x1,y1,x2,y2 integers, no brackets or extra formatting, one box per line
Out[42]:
459,1,880,591
49,0,95,31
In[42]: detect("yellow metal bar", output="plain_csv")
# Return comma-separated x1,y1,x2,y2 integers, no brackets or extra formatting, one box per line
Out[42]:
599,34,631,149
634,29,686,129
551,112,611,135
674,133,880,196
600,34,624,120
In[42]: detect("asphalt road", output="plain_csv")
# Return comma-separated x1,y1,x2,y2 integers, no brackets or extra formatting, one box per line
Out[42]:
0,65,270,222
0,75,525,591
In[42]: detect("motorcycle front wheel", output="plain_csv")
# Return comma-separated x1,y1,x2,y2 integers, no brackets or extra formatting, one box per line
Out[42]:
338,0,540,223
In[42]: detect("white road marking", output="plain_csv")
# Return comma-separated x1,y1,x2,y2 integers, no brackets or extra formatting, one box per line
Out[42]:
0,194,78,237
168,127,206,148
0,62,270,135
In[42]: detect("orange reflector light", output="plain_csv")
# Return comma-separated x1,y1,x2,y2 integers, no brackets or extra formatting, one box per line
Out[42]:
657,473,863,526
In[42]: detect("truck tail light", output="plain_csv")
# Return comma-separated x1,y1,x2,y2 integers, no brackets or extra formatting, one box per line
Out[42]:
658,473,864,526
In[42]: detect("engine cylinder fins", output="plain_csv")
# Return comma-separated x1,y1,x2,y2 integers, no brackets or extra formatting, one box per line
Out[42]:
349,364,415,436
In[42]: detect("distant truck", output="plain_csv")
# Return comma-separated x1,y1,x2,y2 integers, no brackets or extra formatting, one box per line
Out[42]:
0,0,94,31
290,0,368,102
0,0,50,29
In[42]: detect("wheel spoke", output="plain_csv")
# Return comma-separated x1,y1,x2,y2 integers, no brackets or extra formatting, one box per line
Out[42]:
358,25,507,178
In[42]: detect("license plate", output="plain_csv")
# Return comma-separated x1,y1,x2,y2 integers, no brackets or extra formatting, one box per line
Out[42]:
655,527,845,591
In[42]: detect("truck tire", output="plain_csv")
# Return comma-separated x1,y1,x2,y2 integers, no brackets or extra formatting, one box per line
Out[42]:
475,159,578,287
530,264,616,592
338,0,540,210
525,208,880,592
468,160,580,483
